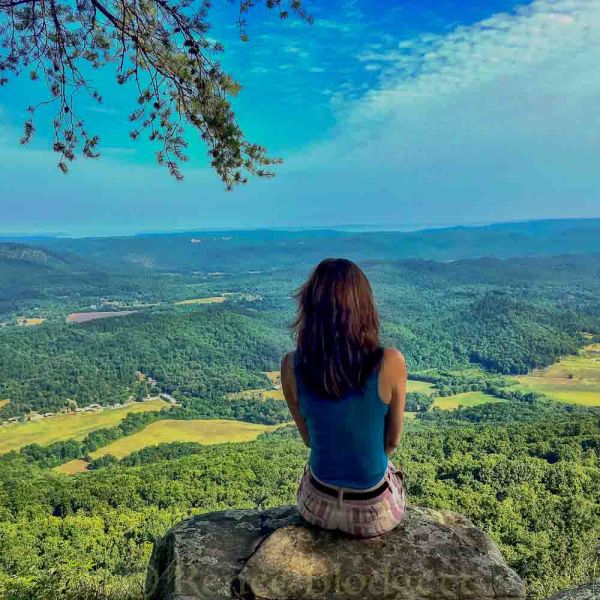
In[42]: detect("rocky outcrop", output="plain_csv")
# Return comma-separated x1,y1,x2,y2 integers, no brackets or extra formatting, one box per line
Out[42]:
545,583,599,600
146,505,526,600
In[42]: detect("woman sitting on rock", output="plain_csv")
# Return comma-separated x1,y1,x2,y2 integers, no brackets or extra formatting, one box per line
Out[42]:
281,258,407,538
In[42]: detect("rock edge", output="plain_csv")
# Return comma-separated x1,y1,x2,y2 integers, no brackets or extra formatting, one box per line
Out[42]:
146,504,526,600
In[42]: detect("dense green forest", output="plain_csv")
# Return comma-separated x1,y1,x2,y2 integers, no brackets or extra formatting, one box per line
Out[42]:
1,409,598,600
2,253,599,419
0,308,287,417
0,225,599,600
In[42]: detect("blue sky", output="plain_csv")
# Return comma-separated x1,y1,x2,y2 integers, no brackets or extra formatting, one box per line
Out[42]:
1,0,599,236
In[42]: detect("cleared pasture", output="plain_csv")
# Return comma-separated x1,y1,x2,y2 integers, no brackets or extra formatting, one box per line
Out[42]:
90,419,280,459
54,459,90,475
433,391,504,410
407,380,435,394
174,296,226,305
264,371,281,384
17,317,45,326
0,399,168,455
515,345,600,406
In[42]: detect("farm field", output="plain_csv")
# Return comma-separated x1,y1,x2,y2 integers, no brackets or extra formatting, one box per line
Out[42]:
17,317,45,326
433,391,504,410
54,459,89,475
174,296,226,305
407,380,435,394
66,311,136,323
232,388,285,401
90,419,281,459
264,371,281,384
229,370,284,401
0,399,168,455
515,344,600,406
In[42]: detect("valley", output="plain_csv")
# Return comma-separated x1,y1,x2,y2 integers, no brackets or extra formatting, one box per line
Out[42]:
0,223,599,600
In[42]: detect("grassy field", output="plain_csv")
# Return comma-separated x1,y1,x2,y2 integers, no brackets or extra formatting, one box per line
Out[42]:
433,391,504,410
0,399,168,455
17,317,45,326
264,371,281,384
229,388,285,401
407,380,435,394
90,419,280,459
515,345,600,406
174,296,226,305
54,459,90,475
228,370,284,401
0,399,9,410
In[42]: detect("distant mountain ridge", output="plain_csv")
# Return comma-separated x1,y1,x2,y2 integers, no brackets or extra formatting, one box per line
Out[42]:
8,217,599,273
0,243,68,267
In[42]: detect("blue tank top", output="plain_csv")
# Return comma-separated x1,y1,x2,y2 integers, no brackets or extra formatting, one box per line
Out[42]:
294,353,389,490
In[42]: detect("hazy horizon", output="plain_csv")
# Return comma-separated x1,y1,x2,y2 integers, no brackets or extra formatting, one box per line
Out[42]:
1,214,600,240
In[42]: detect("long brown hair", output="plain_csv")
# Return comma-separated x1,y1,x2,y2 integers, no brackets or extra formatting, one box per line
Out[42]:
292,258,383,399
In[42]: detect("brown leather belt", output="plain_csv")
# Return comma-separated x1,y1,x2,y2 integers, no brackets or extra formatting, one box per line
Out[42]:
309,474,389,500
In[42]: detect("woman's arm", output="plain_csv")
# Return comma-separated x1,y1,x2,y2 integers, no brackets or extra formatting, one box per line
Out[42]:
281,352,310,447
383,348,407,456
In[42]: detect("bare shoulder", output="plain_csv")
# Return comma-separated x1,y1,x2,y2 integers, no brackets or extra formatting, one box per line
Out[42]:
382,347,406,372
378,348,406,405
280,351,298,403
281,352,296,387
280,351,296,378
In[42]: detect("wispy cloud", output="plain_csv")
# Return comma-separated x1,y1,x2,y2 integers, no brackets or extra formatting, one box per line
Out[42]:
347,0,599,119
2,0,600,233
253,0,600,227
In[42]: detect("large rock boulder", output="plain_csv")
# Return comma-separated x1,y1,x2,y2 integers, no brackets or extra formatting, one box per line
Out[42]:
545,583,599,600
146,505,526,600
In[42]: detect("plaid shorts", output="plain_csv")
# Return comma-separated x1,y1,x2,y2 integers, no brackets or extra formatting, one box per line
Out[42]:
296,462,406,538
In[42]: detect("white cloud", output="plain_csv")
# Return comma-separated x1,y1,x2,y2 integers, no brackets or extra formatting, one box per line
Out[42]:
239,0,600,227
348,0,600,121
3,0,600,232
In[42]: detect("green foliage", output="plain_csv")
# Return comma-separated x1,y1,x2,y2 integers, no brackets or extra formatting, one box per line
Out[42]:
0,307,287,417
0,413,599,600
4,251,600,419
0,0,309,183
1,232,600,600
405,391,434,412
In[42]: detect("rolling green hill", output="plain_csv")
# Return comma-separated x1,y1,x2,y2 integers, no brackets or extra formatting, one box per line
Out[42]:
1,224,599,600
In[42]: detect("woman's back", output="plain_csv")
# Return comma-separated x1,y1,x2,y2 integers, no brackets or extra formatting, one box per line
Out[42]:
294,352,389,489
282,258,406,537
